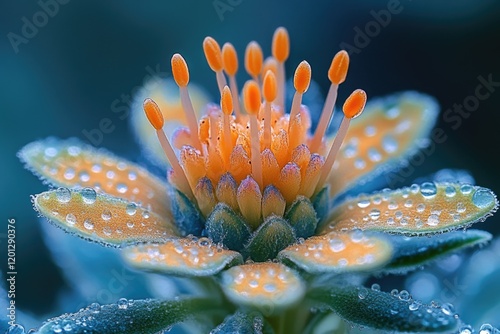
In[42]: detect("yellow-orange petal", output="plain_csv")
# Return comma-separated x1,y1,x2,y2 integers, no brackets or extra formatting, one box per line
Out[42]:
278,231,392,274
203,36,223,72
124,238,242,276
19,138,170,217
222,42,238,76
242,80,261,115
263,70,277,102
34,188,178,247
221,262,304,310
319,183,498,236
272,27,290,62
343,89,367,119
143,98,164,130
221,85,233,115
328,50,350,85
293,61,311,94
171,53,190,87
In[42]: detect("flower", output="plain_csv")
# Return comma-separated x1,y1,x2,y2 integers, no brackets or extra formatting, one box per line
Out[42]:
19,27,498,333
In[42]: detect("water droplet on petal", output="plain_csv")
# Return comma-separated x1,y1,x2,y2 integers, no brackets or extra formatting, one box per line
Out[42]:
426,214,439,226
460,184,473,195
81,188,97,204
56,187,71,203
368,148,382,162
357,199,370,208
472,189,495,209
83,219,94,230
382,135,398,153
445,186,456,197
117,183,128,194
65,213,76,225
420,182,437,198
329,238,346,252
126,203,137,215
64,168,75,180
101,209,112,221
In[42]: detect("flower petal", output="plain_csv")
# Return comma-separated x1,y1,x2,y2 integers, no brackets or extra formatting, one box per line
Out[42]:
130,77,210,167
327,91,438,197
221,263,305,311
318,182,498,236
123,238,242,277
278,231,392,274
19,138,170,217
34,188,178,247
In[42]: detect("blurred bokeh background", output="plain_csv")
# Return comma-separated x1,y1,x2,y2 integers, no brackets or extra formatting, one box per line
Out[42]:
1,0,500,329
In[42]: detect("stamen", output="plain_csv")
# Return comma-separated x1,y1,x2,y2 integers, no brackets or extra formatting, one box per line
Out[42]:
244,41,263,83
220,86,234,159
203,37,227,93
315,89,367,193
288,61,311,133
272,27,290,111
171,54,202,151
310,50,350,153
222,42,242,119
262,70,277,148
243,80,263,189
143,98,194,199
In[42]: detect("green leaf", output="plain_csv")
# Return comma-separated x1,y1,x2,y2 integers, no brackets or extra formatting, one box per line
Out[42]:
382,229,492,274
205,203,251,252
308,285,458,332
211,311,274,334
285,196,318,239
245,216,295,261
37,298,218,334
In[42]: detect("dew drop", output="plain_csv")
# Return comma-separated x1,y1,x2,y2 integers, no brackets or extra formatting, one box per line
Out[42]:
371,283,380,291
388,201,398,210
67,146,81,156
354,158,366,169
472,189,495,209
382,135,398,153
343,143,357,158
64,168,75,180
479,324,495,334
142,210,150,219
65,213,76,226
106,170,116,179
128,171,137,181
116,183,128,194
329,238,346,252
391,289,399,297
264,283,277,292
6,324,25,334
460,184,473,195
89,302,101,313
445,186,456,197
420,182,437,198
457,203,466,213
83,219,94,230
79,171,90,182
103,227,112,236
398,290,411,301
126,203,137,215
404,200,413,208
357,199,370,208
440,302,455,316
369,209,381,220
426,214,439,226
358,287,368,300
91,163,102,173
459,325,473,334
416,203,425,213
56,187,71,203
44,147,58,157
409,301,420,311
101,209,112,221
368,148,382,162
118,298,128,309
51,324,62,333
81,188,97,204
364,126,376,136
126,221,135,229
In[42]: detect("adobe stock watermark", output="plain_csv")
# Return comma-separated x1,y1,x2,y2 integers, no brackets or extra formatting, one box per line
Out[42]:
82,64,168,147
6,218,17,326
213,0,243,22
340,0,409,55
385,74,500,188
7,0,71,54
